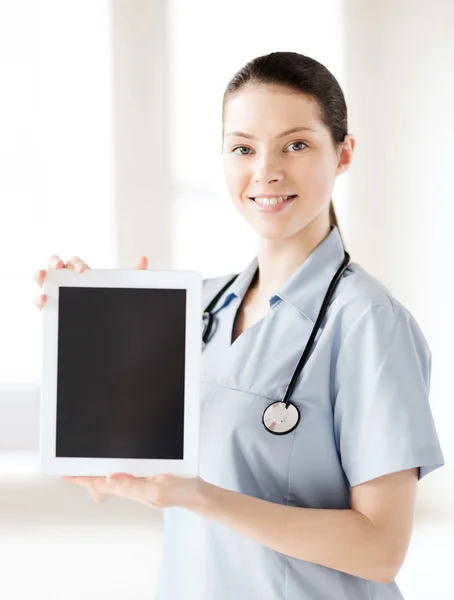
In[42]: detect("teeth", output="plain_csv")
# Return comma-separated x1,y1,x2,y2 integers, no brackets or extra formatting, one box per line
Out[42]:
254,196,294,206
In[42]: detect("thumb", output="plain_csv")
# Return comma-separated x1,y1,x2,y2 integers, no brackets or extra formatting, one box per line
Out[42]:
134,255,148,270
106,472,149,498
106,472,134,484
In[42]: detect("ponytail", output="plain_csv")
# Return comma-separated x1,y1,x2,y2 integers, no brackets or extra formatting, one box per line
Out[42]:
329,199,346,249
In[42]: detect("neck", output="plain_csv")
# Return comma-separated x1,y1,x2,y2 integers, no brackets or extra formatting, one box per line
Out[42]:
254,213,332,304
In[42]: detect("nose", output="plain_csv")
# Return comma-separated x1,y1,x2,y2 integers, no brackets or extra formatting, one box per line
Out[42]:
253,154,284,185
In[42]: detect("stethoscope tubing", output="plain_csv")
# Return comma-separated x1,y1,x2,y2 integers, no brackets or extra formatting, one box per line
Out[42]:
202,251,351,434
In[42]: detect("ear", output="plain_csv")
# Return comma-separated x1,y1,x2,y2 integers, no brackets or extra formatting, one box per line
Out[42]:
336,134,356,176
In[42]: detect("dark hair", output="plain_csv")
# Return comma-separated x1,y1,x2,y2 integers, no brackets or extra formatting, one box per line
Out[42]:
222,51,348,241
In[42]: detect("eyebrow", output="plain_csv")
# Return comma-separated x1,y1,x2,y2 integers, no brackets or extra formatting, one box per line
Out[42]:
225,126,317,139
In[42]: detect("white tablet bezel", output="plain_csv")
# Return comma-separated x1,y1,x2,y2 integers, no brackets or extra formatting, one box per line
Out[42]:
40,268,202,478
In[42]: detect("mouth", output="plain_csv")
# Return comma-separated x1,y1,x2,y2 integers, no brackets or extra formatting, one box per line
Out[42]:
248,194,297,214
249,194,297,206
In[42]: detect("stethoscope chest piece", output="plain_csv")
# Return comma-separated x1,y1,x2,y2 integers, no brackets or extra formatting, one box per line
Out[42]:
262,401,300,435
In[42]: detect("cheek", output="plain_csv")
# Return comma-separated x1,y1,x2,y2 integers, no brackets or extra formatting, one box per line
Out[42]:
313,164,334,193
296,155,335,195
223,160,249,196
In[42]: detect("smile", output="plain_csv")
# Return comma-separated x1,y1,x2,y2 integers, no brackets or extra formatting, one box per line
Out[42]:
249,195,297,213
251,195,296,206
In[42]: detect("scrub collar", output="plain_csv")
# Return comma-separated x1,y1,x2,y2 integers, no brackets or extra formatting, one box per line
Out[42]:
213,226,347,324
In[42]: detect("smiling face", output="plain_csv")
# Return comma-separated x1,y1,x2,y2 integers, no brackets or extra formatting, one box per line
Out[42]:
222,84,352,241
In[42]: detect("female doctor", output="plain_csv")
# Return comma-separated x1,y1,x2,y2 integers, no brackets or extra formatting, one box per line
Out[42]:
34,52,444,599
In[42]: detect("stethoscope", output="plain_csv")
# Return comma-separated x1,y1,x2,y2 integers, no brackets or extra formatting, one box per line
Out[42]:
202,251,351,435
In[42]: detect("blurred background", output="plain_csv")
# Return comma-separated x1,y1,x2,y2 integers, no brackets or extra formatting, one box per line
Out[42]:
0,0,453,598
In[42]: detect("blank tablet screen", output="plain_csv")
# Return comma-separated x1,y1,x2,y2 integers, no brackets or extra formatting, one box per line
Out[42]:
55,287,186,460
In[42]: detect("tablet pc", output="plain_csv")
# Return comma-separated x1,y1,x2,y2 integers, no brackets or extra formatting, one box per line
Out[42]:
40,268,202,478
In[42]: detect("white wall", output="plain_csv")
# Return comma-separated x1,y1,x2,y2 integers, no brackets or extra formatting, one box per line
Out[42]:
0,0,115,388
111,0,172,270
343,0,453,518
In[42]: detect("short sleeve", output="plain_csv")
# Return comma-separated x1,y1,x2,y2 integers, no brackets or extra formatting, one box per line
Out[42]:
333,303,445,488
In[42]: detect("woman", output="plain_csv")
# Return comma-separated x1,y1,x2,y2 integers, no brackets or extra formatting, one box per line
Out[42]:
34,52,444,599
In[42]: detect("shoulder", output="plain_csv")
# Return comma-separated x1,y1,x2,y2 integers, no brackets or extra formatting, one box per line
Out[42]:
332,261,430,353
337,261,402,313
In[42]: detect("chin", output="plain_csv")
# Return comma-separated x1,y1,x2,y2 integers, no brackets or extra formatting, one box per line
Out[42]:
248,223,299,241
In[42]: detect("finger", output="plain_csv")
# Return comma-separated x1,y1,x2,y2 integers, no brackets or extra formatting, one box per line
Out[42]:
106,473,156,503
61,477,112,502
47,255,65,270
34,294,47,311
134,255,148,270
61,476,104,486
104,473,161,508
106,472,132,487
66,256,90,273
106,473,140,496
33,269,47,288
88,489,111,503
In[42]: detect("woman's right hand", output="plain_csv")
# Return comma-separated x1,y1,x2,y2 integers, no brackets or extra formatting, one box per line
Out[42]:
33,254,149,310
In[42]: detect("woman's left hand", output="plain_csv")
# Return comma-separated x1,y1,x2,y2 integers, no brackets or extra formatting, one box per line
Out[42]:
61,473,205,510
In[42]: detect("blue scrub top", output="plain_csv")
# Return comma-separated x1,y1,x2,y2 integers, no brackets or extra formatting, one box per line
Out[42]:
155,226,445,600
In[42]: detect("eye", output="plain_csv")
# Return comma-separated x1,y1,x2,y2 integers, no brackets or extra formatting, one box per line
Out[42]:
232,146,252,155
286,141,307,152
